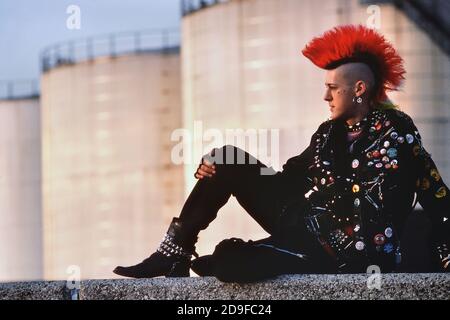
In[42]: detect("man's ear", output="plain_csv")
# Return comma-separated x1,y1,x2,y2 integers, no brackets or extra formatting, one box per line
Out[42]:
354,80,367,96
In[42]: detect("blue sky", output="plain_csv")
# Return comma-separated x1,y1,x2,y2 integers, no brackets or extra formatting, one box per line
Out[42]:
0,0,181,80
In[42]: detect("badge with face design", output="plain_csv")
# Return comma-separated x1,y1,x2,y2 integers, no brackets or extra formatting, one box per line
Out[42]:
355,241,365,251
435,186,447,198
406,134,414,144
383,243,394,254
420,178,430,190
430,169,441,181
352,159,359,169
374,234,386,245
387,148,398,158
384,227,393,238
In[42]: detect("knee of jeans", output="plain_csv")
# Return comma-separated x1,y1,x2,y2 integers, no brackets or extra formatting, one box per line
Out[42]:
217,145,242,156
203,145,244,166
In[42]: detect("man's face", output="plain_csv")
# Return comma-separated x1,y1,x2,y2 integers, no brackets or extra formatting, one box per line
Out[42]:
323,66,356,121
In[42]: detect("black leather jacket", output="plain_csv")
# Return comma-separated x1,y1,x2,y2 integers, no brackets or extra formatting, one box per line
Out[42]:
278,108,449,273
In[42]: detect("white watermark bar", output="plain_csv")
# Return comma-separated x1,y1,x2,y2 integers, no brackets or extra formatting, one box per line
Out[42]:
171,121,280,175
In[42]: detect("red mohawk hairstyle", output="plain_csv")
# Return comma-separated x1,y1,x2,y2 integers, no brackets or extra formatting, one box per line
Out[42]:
302,25,405,102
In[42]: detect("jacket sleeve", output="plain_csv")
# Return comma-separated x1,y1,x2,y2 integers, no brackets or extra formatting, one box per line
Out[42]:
280,145,314,196
401,115,450,271
278,123,326,205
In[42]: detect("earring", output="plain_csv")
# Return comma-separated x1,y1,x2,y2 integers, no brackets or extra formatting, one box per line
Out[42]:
353,96,363,104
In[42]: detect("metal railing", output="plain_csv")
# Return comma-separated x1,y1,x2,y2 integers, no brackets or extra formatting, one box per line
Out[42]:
181,0,229,16
41,28,180,73
0,80,39,100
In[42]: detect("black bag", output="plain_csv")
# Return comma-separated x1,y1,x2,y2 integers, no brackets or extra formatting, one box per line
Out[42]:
209,237,313,283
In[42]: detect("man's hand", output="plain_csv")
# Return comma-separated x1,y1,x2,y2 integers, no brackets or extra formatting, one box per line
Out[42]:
195,159,216,179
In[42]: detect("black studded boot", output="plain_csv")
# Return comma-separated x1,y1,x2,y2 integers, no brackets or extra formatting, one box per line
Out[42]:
113,217,198,278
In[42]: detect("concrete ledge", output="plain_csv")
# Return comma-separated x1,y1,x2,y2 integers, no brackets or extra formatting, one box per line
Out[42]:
0,280,71,300
1,274,449,300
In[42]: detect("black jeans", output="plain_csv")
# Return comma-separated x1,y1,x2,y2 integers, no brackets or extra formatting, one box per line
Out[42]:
178,145,337,280
179,145,284,236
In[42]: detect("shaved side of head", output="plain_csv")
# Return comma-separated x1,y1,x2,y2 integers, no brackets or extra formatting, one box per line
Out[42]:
336,62,375,96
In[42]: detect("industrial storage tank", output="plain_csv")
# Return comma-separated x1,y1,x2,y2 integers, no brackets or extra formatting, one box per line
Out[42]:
40,30,184,279
181,0,450,254
0,81,42,281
